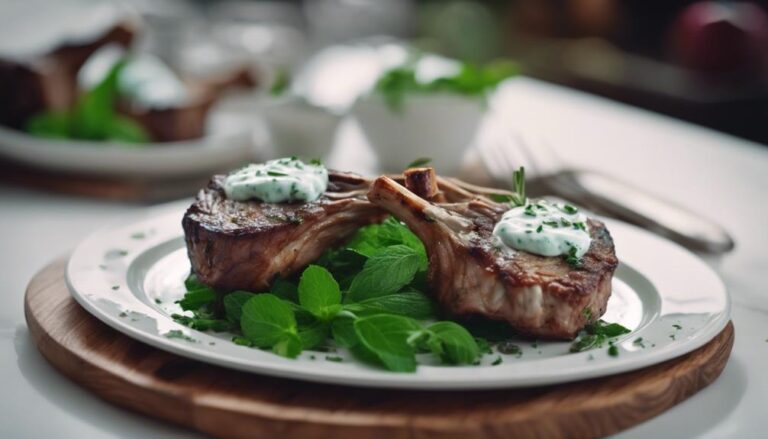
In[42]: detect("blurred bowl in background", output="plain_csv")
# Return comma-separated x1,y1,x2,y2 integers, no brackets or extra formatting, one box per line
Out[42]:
353,93,483,175
260,95,342,160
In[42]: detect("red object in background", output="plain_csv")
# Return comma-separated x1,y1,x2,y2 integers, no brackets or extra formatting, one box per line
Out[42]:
671,1,768,78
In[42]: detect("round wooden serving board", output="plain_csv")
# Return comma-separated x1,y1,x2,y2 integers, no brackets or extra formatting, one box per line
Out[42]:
25,258,734,439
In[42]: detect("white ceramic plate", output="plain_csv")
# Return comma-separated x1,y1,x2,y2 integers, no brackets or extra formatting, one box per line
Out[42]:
66,207,730,390
0,107,264,178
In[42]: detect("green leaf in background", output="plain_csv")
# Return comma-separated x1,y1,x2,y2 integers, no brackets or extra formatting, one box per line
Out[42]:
353,314,421,372
240,294,299,357
347,245,423,302
344,290,436,320
178,274,217,311
426,321,480,365
375,56,520,112
298,265,342,320
223,291,255,325
106,116,150,143
25,112,70,139
71,59,126,140
270,67,290,96
24,56,150,144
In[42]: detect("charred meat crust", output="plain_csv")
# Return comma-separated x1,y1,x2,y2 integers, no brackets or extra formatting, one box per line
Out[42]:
183,171,387,292
367,175,618,340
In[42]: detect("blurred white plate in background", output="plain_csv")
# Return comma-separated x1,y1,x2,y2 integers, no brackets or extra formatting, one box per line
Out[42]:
0,105,265,179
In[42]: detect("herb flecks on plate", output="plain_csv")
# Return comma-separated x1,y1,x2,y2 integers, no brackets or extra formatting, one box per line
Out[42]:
175,216,631,371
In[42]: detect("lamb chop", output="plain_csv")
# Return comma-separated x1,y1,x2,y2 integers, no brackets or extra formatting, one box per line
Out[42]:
183,170,387,292
368,168,618,339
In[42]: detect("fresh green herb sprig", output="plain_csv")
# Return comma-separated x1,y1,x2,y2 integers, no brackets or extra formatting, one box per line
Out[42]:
25,59,149,143
489,166,526,207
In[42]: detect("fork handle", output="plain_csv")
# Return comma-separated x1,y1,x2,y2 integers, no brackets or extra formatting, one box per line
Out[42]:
543,170,735,255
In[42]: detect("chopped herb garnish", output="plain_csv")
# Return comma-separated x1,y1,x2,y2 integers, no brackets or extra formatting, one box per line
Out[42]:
570,320,630,353
164,330,196,342
524,204,537,217
542,220,559,227
608,344,619,357
673,324,682,330
561,204,578,214
496,341,522,356
267,171,288,177
111,285,119,290
130,232,146,240
565,246,582,267
491,356,503,366
633,337,646,348
536,225,543,233
325,355,344,362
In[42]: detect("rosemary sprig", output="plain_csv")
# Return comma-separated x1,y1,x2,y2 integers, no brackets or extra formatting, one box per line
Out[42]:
489,166,527,207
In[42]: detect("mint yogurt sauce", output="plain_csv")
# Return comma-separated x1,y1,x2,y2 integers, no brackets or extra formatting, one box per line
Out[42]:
223,158,328,203
492,200,592,258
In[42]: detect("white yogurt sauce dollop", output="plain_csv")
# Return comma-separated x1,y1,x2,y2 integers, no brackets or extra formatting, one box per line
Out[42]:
223,158,328,203
492,200,592,258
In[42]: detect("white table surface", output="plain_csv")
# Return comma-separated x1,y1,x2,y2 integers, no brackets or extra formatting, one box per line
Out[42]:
2,78,766,438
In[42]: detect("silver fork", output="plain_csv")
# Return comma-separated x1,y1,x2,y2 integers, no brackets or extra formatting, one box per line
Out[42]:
471,128,735,255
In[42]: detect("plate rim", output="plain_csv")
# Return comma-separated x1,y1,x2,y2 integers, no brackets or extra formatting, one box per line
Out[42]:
65,208,731,390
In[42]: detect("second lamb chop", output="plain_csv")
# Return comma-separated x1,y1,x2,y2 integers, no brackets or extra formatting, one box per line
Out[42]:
368,169,618,339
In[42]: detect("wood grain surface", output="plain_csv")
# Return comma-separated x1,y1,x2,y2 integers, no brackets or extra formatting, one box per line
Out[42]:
24,258,734,439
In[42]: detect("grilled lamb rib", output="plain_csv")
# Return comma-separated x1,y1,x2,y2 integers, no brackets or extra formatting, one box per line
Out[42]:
368,171,618,339
183,171,387,292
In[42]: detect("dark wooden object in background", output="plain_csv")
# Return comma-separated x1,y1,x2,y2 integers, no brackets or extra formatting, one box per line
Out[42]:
25,258,734,439
0,158,205,202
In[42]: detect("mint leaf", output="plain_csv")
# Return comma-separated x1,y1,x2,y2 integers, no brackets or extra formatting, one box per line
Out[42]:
314,248,366,290
331,316,358,348
298,265,342,320
298,320,330,350
347,245,422,302
271,278,299,302
178,275,216,311
223,291,255,325
240,294,299,356
344,291,435,319
426,321,480,365
272,333,302,358
346,217,425,263
353,314,420,372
